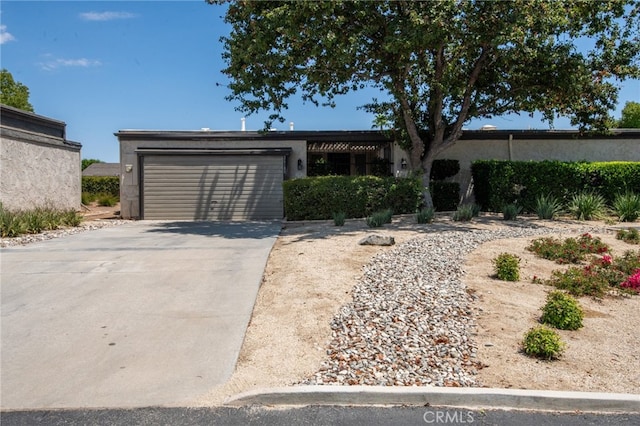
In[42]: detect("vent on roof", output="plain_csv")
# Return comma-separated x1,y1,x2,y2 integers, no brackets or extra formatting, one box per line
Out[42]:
481,124,497,131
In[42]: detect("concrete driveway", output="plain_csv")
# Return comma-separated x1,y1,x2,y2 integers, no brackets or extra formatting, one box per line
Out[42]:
1,221,281,409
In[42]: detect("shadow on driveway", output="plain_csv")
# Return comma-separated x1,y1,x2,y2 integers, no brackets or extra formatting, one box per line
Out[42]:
143,221,283,239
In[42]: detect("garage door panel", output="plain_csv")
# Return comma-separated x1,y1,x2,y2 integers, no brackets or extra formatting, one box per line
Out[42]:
142,155,285,220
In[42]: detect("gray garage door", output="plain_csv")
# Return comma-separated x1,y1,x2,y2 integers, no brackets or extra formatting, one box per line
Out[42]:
142,154,285,220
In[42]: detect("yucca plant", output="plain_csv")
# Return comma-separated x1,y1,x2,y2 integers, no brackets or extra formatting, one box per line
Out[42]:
567,190,607,221
452,204,475,222
416,207,435,224
366,209,392,228
613,191,640,222
332,211,346,226
535,193,563,220
502,203,522,221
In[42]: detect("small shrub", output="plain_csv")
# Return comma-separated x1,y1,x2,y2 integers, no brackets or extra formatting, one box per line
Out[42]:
540,291,584,330
621,270,640,293
542,251,640,297
493,253,521,281
526,233,609,264
366,210,390,228
568,190,607,221
502,203,522,221
522,326,565,360
0,205,26,237
613,191,640,222
96,193,118,207
416,207,435,224
81,191,96,205
452,204,475,222
61,210,83,227
616,228,640,244
382,208,393,223
332,211,346,226
535,193,563,220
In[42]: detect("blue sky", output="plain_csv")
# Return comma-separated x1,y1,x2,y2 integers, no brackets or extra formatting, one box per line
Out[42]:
1,1,639,163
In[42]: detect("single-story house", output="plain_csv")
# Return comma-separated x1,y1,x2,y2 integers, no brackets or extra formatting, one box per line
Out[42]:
116,128,639,221
1,104,82,211
82,162,121,177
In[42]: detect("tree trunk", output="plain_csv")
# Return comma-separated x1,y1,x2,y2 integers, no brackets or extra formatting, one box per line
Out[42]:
421,155,435,209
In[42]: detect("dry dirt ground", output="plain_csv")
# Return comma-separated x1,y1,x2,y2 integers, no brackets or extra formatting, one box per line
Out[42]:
80,206,639,404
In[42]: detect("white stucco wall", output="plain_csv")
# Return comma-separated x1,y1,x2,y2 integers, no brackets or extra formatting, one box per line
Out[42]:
118,133,307,219
0,128,81,211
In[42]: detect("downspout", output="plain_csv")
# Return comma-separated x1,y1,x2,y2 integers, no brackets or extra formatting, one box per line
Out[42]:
508,133,513,161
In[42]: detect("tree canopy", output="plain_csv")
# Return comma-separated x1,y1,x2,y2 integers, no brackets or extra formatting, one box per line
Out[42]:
0,69,34,112
211,0,640,205
618,101,640,128
81,158,104,171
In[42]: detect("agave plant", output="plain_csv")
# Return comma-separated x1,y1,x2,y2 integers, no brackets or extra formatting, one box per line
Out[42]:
567,190,607,221
613,191,640,222
535,193,563,220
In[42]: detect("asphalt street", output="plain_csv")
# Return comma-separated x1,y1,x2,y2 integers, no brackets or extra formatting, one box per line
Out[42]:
2,406,639,426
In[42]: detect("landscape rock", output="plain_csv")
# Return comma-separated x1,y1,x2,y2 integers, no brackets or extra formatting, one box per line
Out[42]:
358,234,395,246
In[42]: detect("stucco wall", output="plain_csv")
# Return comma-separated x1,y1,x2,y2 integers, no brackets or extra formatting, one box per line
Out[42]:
118,133,307,219
0,127,81,211
435,135,640,202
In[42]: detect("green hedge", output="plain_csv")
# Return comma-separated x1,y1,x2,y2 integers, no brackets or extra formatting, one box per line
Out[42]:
430,181,460,211
431,159,460,180
283,175,423,220
82,176,120,197
471,160,640,212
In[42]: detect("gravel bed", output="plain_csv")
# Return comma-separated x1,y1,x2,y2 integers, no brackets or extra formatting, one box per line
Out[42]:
301,224,611,388
0,220,129,248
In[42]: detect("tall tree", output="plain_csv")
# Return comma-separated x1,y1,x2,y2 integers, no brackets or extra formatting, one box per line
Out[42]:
0,69,34,112
618,101,640,128
210,0,640,206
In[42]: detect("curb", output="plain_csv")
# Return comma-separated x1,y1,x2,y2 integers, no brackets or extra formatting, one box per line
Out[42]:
225,386,640,413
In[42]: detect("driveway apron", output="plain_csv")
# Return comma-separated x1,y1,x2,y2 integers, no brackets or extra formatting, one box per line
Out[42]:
1,221,281,409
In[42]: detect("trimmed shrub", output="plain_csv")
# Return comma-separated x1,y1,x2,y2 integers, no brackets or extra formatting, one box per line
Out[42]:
430,159,460,180
540,291,584,330
493,253,521,281
82,176,119,198
430,181,460,211
283,176,422,220
522,326,565,360
471,160,640,212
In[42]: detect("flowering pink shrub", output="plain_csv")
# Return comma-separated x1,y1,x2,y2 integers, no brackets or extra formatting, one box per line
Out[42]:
621,269,640,293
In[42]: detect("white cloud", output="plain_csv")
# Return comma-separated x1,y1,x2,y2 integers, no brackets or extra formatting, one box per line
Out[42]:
79,11,137,21
0,25,16,44
39,57,102,71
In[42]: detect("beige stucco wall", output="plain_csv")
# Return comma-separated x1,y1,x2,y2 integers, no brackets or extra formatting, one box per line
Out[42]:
0,128,81,211
118,135,307,219
434,136,640,202
393,134,639,203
